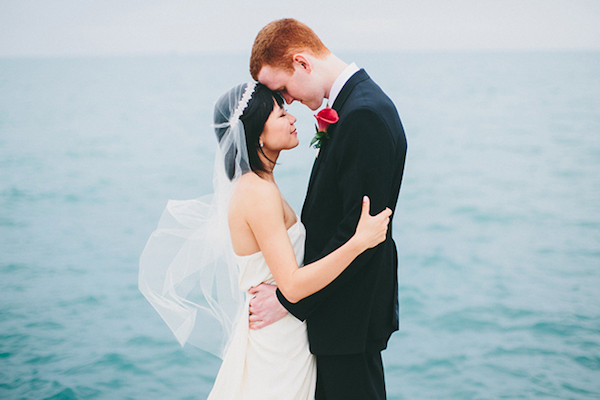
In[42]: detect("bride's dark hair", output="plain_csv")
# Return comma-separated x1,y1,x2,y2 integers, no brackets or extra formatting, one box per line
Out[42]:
213,83,284,180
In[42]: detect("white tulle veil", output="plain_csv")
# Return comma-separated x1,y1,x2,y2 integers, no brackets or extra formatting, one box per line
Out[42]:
138,82,256,358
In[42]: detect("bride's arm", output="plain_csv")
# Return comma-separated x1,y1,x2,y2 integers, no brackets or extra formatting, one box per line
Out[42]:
247,183,391,304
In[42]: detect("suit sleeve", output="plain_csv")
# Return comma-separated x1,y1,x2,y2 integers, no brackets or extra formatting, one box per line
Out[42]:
277,107,398,320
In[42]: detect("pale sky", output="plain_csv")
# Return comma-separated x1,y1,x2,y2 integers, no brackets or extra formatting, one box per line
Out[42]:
1,0,599,57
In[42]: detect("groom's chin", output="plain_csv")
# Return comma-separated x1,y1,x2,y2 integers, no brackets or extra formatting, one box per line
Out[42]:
306,99,328,111
305,102,321,111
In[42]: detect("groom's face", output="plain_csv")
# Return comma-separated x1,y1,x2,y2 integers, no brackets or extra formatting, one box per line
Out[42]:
257,65,323,111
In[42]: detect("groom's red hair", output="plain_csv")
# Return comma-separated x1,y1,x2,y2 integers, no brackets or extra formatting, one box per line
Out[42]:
250,18,330,80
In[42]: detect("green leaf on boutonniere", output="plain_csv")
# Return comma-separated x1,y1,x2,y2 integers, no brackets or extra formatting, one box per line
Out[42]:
310,125,330,149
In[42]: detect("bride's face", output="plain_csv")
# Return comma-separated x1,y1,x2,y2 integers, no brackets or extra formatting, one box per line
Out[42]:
259,100,298,154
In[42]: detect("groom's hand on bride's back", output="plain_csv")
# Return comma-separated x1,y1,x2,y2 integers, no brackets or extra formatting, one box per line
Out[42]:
248,283,288,329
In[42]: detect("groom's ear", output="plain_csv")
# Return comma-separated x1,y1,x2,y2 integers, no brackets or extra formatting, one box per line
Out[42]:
292,54,312,73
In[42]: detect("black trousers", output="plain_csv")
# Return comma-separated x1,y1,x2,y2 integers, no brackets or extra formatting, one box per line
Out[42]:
315,348,386,400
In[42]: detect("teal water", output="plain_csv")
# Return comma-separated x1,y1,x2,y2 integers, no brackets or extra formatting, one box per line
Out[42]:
1,52,599,399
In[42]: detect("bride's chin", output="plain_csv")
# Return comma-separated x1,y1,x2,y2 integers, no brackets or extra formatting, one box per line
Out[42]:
280,141,299,151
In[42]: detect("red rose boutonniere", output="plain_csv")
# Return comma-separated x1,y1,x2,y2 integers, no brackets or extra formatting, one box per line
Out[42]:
310,107,339,149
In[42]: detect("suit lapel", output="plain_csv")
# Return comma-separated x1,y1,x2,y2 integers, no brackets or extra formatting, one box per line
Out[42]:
305,69,370,196
331,69,369,113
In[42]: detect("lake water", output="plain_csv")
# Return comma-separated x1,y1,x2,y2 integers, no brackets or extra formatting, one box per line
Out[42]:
1,52,599,399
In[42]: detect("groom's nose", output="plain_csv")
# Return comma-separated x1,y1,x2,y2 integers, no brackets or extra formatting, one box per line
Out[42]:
281,92,294,104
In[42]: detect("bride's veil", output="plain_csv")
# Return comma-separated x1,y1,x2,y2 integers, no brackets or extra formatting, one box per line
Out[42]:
138,82,256,358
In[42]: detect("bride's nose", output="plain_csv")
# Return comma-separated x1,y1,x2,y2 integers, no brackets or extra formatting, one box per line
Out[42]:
288,114,297,124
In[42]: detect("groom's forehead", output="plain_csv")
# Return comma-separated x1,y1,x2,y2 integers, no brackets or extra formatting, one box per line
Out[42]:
257,66,293,90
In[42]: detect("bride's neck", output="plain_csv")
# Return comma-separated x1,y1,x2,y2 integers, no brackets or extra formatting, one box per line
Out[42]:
257,149,278,182
256,168,275,183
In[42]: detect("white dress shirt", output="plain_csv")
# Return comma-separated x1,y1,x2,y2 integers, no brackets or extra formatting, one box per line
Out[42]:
328,62,359,108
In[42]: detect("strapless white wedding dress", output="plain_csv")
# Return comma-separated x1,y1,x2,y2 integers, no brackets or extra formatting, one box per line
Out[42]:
207,219,316,400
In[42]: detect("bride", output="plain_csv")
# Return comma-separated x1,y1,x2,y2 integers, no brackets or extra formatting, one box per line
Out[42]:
139,82,391,399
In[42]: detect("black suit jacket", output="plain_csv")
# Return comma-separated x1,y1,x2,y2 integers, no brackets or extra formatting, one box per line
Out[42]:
277,69,407,355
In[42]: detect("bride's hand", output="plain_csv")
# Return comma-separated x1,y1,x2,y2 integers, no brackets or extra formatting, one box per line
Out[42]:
353,196,392,251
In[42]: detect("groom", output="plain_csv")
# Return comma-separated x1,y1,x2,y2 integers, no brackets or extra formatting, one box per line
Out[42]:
248,19,407,399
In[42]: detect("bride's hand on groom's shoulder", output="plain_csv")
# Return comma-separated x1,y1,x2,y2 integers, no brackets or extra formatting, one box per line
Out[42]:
248,283,288,330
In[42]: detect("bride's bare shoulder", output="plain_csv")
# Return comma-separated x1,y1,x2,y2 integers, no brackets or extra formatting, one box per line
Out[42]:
231,172,280,208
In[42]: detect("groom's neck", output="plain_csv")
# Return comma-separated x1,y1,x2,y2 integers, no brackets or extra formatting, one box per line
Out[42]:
318,54,348,100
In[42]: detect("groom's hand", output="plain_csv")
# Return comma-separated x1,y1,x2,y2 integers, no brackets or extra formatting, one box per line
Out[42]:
248,283,288,330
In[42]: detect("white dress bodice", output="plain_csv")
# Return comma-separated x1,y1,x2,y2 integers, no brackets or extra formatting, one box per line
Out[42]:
207,219,316,400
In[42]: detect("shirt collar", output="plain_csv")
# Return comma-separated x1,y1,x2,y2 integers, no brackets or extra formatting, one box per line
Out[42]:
327,62,359,108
